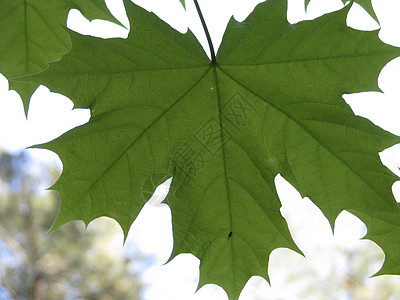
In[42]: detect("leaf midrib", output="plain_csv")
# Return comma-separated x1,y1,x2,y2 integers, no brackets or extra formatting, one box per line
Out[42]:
219,50,397,68
213,65,237,295
11,65,209,82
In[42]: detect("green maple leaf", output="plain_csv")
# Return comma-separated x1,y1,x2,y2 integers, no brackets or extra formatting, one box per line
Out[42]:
305,0,377,22
0,0,120,115
13,0,400,298
180,0,186,9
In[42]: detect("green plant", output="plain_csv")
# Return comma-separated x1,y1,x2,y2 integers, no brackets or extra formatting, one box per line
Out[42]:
2,0,400,299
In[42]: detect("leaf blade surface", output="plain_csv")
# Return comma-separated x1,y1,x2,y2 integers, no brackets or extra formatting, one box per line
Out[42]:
15,0,400,298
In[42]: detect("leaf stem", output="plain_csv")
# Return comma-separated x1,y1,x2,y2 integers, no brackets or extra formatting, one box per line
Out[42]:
193,0,216,64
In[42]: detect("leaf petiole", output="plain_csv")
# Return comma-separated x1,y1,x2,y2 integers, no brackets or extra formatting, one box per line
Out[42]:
193,0,216,64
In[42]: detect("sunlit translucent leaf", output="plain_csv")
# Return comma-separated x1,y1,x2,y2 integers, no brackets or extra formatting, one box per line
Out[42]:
15,0,400,299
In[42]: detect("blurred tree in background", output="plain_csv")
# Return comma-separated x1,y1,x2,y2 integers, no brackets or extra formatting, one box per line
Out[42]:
1,151,399,300
268,245,400,299
0,150,144,300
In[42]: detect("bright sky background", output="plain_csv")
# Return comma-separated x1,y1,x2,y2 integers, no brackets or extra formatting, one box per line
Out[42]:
1,0,400,299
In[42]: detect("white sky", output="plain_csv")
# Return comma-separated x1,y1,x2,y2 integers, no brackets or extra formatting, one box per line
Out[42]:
1,0,400,299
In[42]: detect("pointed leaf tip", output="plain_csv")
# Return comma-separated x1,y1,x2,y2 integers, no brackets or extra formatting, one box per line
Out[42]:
305,0,312,10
